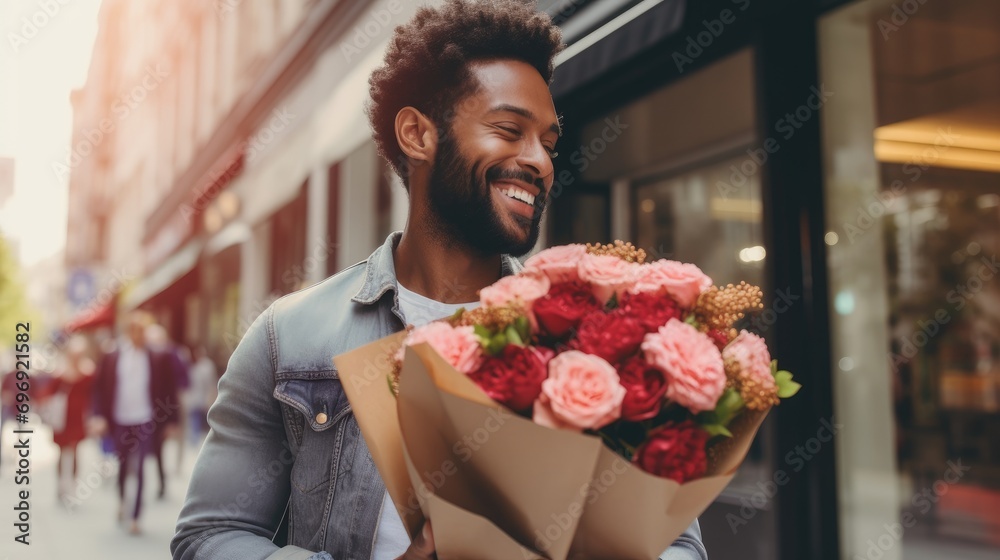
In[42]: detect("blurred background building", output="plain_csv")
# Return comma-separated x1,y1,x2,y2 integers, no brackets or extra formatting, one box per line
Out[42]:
56,0,1000,559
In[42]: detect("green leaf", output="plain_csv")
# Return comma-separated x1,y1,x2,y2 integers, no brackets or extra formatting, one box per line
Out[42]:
696,411,719,425
771,359,779,376
450,307,467,321
713,388,745,426
778,381,802,399
775,370,801,398
487,332,507,355
505,325,524,346
684,314,700,328
703,424,733,438
473,324,492,341
514,316,531,340
606,292,619,310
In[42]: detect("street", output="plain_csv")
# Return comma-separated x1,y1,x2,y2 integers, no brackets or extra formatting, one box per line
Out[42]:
0,417,197,559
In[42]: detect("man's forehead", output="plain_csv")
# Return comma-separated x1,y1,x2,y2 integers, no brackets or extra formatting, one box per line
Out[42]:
465,60,558,127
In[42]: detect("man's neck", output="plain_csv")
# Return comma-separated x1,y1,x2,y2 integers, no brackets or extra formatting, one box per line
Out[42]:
393,226,502,303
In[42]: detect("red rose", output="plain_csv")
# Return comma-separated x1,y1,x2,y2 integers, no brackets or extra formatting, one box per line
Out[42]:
617,357,669,421
632,421,709,483
532,281,602,338
706,329,729,351
571,309,646,365
620,291,683,333
468,344,548,412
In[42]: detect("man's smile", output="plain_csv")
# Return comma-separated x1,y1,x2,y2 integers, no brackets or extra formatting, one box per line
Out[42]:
491,179,540,220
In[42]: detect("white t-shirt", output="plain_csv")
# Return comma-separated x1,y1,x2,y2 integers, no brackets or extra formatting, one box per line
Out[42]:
370,281,480,559
114,340,154,425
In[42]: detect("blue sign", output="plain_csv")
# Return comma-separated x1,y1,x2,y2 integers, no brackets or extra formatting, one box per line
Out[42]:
67,268,96,309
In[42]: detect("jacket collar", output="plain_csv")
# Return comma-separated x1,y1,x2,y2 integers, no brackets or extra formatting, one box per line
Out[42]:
351,231,523,305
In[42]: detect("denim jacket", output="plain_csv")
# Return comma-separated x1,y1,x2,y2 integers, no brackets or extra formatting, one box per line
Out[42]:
171,231,708,560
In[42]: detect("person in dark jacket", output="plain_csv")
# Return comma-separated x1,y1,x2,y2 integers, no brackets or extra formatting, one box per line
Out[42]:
93,311,179,535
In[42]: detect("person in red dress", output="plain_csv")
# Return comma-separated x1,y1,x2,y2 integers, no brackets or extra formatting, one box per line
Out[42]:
39,336,97,502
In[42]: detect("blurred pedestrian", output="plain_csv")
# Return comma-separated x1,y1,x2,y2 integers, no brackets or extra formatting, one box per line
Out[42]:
93,311,179,535
145,323,190,495
1,359,20,469
186,346,217,443
38,335,96,503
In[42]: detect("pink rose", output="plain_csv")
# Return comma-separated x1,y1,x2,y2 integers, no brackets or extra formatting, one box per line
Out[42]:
577,253,638,305
630,260,712,309
479,272,550,332
723,330,777,394
532,350,626,431
396,322,483,374
524,244,587,283
479,272,550,309
641,319,725,413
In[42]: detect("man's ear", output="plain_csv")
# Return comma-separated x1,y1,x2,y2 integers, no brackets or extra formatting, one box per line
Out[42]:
395,107,438,167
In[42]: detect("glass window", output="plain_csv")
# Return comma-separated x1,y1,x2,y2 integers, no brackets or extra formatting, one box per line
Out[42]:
634,154,765,288
569,47,777,559
820,1,1000,558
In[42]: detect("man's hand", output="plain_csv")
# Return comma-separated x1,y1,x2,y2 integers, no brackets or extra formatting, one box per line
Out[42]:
396,522,436,560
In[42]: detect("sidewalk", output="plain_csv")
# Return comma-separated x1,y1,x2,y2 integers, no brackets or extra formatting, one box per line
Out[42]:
1,417,200,559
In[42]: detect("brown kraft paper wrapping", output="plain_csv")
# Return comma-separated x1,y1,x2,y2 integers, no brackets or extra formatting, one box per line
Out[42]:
334,338,770,560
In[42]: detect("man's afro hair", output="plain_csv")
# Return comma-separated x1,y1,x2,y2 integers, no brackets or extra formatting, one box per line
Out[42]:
366,0,564,183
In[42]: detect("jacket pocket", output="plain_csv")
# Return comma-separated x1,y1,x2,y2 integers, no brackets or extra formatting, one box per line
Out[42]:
274,375,353,494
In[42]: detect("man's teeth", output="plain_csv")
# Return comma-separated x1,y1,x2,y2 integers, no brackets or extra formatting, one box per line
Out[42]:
500,186,535,206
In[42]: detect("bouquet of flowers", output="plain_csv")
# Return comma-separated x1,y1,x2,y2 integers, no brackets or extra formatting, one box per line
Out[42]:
334,241,800,560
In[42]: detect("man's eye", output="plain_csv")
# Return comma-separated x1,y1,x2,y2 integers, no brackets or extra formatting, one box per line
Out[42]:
545,147,559,159
497,126,521,137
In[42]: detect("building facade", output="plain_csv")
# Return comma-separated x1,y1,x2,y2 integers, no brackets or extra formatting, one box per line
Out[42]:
66,1,1000,559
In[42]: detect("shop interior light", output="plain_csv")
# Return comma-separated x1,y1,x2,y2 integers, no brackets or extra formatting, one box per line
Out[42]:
873,103,1000,172
738,245,766,262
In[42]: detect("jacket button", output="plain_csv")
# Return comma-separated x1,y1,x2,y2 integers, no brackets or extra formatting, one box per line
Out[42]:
315,412,328,424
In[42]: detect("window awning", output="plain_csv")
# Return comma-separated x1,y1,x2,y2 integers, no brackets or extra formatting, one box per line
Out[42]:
64,299,116,333
122,238,203,311
550,0,686,98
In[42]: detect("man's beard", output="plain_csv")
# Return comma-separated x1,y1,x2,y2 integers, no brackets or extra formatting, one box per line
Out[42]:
426,136,546,257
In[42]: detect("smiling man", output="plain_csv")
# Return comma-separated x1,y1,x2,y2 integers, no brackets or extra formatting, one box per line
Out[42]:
172,1,707,559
